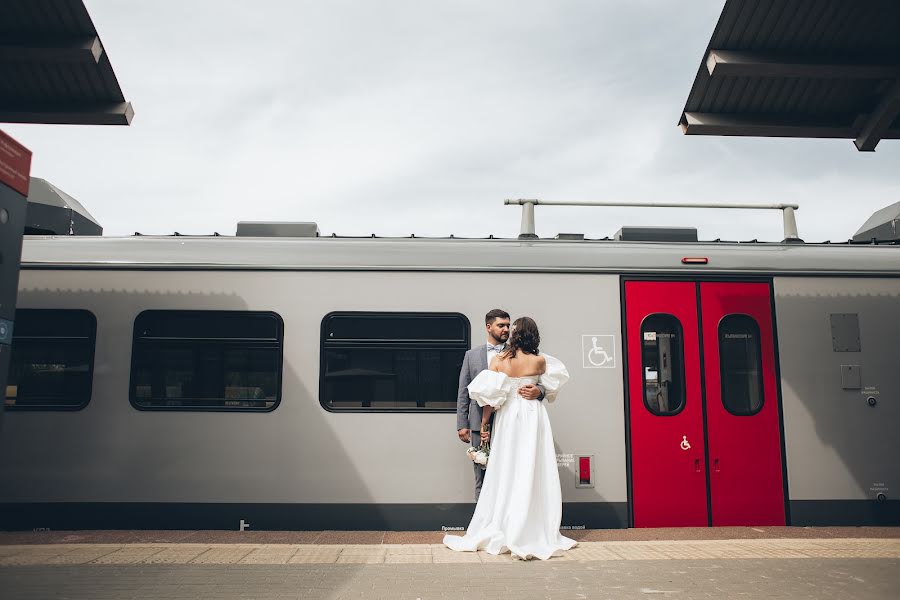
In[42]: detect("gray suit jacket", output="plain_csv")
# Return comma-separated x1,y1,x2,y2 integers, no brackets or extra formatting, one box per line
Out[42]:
456,346,544,441
456,346,491,434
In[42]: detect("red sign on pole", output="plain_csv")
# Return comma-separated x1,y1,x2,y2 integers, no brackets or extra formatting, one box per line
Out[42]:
0,129,32,197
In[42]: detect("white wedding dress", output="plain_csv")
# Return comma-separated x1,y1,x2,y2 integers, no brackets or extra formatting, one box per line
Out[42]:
443,355,577,560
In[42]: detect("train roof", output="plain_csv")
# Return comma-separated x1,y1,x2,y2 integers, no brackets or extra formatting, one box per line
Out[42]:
19,235,900,276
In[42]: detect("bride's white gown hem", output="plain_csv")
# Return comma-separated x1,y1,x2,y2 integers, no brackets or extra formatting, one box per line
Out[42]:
443,355,576,561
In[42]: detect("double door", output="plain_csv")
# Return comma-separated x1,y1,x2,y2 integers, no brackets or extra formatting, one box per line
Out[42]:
625,280,785,527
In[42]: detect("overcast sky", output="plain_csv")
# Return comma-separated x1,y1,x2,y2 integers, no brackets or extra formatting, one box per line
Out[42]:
5,1,900,241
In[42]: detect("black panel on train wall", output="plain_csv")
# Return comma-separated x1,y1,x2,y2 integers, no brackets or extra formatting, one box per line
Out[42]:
130,310,284,412
5,309,97,411
0,179,28,425
0,501,630,531
320,312,470,412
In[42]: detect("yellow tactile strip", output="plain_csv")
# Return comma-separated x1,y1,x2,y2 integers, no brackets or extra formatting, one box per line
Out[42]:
3,527,897,546
0,538,897,565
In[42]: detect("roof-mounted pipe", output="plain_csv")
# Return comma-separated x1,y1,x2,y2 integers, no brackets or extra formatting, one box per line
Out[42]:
504,199,802,243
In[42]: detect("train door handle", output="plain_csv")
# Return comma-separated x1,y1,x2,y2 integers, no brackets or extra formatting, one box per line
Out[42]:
694,458,701,473
713,458,720,473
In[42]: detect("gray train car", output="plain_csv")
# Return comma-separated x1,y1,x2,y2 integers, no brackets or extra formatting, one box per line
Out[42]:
0,228,897,530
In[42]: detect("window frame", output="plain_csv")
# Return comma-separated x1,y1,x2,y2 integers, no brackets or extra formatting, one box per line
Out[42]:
718,313,765,417
128,309,284,413
5,308,97,412
319,311,471,414
639,313,687,417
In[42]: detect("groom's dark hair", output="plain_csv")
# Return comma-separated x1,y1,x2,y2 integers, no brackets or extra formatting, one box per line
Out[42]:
485,309,510,325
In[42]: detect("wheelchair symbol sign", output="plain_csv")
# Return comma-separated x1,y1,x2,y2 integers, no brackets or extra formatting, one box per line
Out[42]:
582,335,616,368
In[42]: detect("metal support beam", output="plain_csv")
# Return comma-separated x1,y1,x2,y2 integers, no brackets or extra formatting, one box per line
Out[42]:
782,206,800,242
706,50,900,79
680,112,868,139
0,36,103,64
517,200,538,239
0,102,134,126
505,199,802,243
854,80,900,151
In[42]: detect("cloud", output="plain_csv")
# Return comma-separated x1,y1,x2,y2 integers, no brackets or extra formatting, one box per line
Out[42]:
4,0,897,242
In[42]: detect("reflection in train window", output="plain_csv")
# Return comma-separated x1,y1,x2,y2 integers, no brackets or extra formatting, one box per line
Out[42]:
320,312,469,412
640,314,686,416
5,309,96,411
719,314,764,416
130,311,283,411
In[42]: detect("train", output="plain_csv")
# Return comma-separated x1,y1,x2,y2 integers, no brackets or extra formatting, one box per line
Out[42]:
1,215,898,531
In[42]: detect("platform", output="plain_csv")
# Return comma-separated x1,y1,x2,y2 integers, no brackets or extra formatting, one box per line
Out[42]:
1,528,898,599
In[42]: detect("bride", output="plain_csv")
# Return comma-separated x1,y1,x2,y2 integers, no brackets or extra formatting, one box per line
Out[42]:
443,316,577,560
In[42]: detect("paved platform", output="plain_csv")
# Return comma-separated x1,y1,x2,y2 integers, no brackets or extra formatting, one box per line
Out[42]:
1,558,897,600
1,536,900,565
0,529,898,599
2,525,898,545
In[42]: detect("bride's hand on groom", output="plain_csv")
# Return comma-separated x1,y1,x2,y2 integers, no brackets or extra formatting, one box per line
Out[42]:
518,384,541,400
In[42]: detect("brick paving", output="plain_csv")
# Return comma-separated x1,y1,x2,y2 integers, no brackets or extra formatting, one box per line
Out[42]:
4,537,898,565
1,526,897,546
0,531,898,599
0,558,897,599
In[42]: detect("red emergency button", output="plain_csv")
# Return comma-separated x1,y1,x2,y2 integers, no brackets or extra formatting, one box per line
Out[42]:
578,456,591,485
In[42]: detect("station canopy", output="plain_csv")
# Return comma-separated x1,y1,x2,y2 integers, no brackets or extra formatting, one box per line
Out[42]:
24,177,102,236
679,0,900,151
853,200,900,242
0,0,133,125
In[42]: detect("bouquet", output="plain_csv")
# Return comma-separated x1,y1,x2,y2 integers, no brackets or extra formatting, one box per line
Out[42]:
466,425,490,469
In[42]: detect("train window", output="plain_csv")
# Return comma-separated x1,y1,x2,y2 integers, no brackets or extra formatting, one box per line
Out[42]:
130,311,283,411
320,312,469,412
640,314,686,416
5,309,96,411
719,314,764,416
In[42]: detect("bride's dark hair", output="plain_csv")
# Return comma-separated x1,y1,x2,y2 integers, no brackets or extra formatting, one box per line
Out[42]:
505,317,540,358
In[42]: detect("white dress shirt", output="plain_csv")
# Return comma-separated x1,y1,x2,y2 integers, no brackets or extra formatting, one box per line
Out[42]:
486,343,505,367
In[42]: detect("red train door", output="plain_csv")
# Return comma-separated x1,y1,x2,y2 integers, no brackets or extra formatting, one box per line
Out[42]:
625,281,707,527
700,282,785,526
625,280,785,527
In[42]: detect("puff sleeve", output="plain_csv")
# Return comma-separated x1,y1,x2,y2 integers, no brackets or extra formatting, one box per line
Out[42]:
538,354,570,403
467,370,512,408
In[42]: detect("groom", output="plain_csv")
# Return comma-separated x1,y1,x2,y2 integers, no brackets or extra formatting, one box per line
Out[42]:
456,308,544,500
